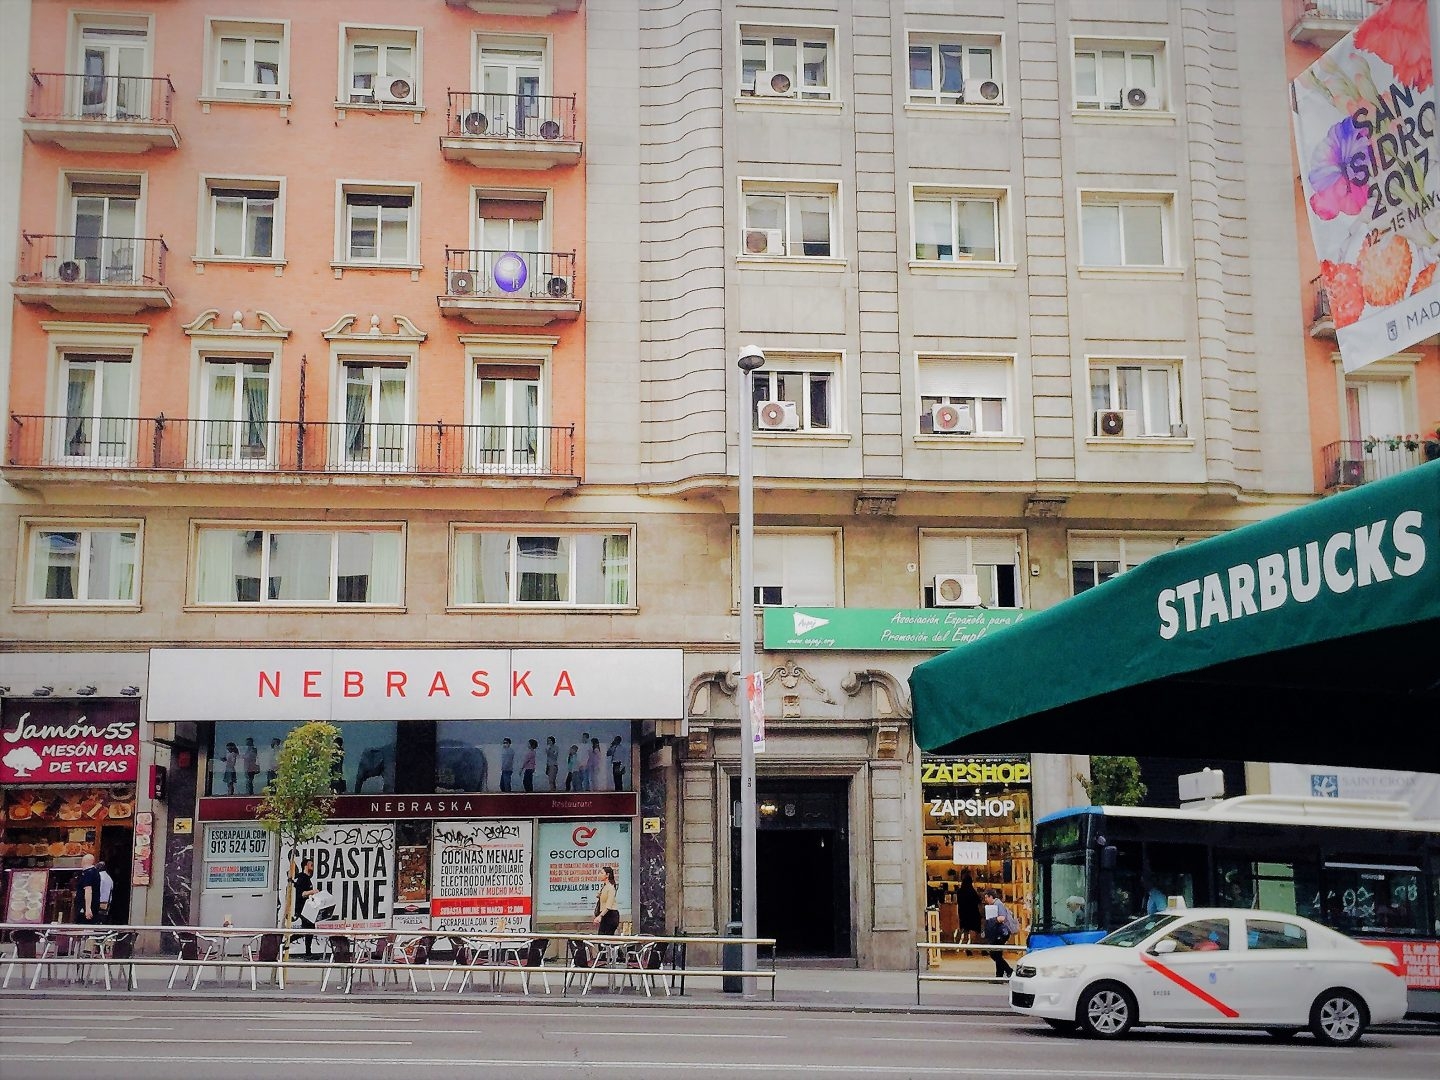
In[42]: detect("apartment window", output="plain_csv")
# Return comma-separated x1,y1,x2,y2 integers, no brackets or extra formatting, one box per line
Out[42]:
746,530,840,607
452,529,633,606
58,352,133,462
750,357,837,433
210,21,286,100
477,195,544,255
477,40,545,136
913,189,1002,263
739,27,833,100
1080,194,1169,267
66,177,140,284
907,37,1000,105
741,182,837,258
195,526,402,605
1089,358,1182,437
1070,534,1191,594
919,532,1022,609
337,360,411,469
341,185,417,264
917,356,1011,436
204,179,279,260
472,363,541,471
344,26,418,104
25,522,138,604
76,20,150,120
1074,42,1162,110
200,358,273,465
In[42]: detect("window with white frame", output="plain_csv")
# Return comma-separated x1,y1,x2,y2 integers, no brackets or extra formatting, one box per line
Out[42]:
340,184,417,264
739,26,833,100
199,357,273,465
209,20,286,100
344,25,418,104
913,188,1003,263
25,521,139,604
336,359,412,470
741,182,837,259
452,529,633,606
920,531,1022,609
476,39,546,136
66,176,140,284
1089,358,1182,438
194,525,403,605
58,352,133,463
1074,41,1162,110
472,362,542,471
917,356,1011,436
76,19,151,120
907,36,1001,105
203,179,279,260
1070,533,1190,595
750,355,838,433
744,529,841,607
1080,193,1170,267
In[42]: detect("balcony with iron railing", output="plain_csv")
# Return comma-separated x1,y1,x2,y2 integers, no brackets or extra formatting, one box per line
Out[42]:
437,248,581,326
5,415,578,485
1321,436,1433,490
1288,0,1370,48
440,90,581,169
446,0,583,17
1308,274,1336,339
22,71,179,152
12,233,171,314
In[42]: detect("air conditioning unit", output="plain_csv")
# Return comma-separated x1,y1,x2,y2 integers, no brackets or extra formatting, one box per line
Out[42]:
756,400,799,431
55,258,90,283
756,69,795,98
545,275,569,298
538,119,562,141
447,268,477,295
379,78,414,104
934,572,982,608
744,228,784,256
973,79,1003,105
1122,86,1157,110
462,111,489,135
1096,409,1138,437
930,403,974,434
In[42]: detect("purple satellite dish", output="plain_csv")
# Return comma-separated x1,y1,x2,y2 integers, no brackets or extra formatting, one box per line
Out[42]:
493,251,528,293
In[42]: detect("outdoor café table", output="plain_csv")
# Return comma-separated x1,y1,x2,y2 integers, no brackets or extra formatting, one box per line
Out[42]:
29,927,109,990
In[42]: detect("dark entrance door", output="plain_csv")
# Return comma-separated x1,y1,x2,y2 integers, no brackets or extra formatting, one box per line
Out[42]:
731,777,851,958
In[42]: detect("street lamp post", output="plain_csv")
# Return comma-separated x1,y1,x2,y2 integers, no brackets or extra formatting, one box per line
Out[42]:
736,343,764,996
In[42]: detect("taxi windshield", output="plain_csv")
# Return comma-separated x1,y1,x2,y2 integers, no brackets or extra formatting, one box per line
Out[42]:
1099,913,1179,947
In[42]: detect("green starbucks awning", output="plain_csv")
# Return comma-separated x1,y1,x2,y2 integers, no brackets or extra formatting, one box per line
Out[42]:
909,461,1440,770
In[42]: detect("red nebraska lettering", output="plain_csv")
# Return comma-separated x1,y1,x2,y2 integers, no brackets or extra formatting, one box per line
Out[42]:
553,670,576,696
343,671,364,698
259,671,281,698
470,671,490,697
512,670,532,697
387,671,407,697
428,671,451,697
302,671,323,698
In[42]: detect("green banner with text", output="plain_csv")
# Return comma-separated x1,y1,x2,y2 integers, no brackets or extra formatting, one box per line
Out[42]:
762,608,1033,651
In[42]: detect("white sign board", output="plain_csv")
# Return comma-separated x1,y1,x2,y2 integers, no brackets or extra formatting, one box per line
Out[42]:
536,820,632,918
429,820,533,934
204,824,273,891
951,842,988,866
292,823,395,931
148,648,683,722
1269,763,1440,819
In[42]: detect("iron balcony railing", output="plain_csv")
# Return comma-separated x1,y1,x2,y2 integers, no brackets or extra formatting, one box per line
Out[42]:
6,416,577,477
443,248,577,301
26,71,176,124
16,233,168,288
1309,274,1333,326
1294,0,1370,21
1321,438,1427,490
446,90,576,141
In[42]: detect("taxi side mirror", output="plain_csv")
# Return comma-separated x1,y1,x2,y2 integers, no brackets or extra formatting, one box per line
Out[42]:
1151,938,1178,955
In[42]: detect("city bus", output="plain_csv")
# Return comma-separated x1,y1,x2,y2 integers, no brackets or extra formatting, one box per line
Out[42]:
1029,795,1440,1015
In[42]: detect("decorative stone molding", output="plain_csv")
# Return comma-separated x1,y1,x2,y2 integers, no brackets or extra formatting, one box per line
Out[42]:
321,313,428,342
687,670,736,718
841,669,912,719
182,308,291,339
759,661,835,719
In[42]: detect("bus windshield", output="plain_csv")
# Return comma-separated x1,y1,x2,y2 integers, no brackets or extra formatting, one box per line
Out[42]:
1099,912,1178,947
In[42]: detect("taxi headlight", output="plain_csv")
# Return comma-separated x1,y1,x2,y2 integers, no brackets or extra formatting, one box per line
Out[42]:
1035,963,1086,979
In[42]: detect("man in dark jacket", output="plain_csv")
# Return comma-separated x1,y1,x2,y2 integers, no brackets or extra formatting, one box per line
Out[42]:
76,854,102,924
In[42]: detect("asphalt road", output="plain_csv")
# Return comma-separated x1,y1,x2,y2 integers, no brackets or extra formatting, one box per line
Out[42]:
1,998,1435,1080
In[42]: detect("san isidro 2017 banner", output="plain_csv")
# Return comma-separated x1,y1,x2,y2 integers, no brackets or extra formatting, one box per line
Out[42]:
1292,0,1439,371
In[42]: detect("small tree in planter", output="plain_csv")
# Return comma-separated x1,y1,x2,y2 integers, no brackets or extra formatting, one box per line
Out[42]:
256,721,340,946
1078,755,1147,806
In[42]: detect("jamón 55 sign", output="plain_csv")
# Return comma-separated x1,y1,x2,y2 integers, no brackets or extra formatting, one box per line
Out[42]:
293,823,395,930
0,700,140,783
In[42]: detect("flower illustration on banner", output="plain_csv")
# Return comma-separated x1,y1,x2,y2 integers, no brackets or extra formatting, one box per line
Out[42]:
1354,0,1431,92
1306,116,1371,221
1320,259,1365,327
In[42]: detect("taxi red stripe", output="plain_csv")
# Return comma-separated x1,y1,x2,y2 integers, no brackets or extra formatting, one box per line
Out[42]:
1140,954,1240,1018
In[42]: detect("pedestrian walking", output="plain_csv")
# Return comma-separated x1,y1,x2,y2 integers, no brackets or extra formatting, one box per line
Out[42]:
981,888,1017,978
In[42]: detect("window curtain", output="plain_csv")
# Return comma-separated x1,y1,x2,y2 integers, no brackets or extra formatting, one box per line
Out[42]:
243,368,268,453
195,528,240,602
206,367,235,459
603,534,629,605
345,372,369,460
453,532,480,604
365,532,401,604
65,368,92,457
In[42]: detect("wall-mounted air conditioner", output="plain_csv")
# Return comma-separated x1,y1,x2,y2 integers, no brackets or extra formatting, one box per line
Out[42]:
757,400,799,431
54,258,90,283
1121,86,1157,110
462,111,489,135
1096,409,1138,437
973,80,1003,105
930,403,974,434
447,268,477,295
744,228,784,256
379,78,414,104
756,69,795,98
933,572,982,608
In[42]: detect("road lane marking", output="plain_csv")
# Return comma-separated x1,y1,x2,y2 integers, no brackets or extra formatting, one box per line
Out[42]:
553,1030,786,1039
0,1036,85,1044
80,1038,411,1046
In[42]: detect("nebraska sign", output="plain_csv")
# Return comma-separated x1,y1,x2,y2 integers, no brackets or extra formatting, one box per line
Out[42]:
147,648,683,722
0,700,141,783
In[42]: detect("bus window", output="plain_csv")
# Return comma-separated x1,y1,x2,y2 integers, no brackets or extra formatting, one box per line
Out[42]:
1144,842,1206,910
1102,843,1142,924
1214,855,1321,918
1323,862,1425,935
1041,851,1091,931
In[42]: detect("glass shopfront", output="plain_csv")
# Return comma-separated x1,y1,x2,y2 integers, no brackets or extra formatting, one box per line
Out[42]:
920,754,1033,956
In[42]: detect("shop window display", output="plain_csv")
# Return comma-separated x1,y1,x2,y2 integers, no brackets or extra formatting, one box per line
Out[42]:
206,721,398,796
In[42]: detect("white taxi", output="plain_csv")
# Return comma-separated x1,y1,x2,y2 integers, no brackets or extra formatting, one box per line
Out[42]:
1009,908,1407,1044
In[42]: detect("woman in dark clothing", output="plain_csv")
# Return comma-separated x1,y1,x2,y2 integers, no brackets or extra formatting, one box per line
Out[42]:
956,870,983,949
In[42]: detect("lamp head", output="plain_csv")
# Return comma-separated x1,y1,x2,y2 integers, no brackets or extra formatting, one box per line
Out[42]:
737,344,765,372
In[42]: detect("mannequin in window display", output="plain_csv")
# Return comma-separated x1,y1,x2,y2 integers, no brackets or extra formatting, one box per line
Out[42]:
566,744,581,791
522,739,538,792
587,737,606,791
545,736,560,791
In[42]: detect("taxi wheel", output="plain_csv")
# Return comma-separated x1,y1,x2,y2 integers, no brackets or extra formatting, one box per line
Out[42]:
1042,1018,1078,1034
1310,989,1367,1047
1077,981,1136,1039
